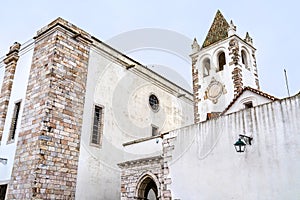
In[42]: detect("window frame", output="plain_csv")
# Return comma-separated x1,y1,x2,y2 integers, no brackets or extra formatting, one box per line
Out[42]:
239,97,257,111
244,101,253,109
217,51,226,71
151,124,159,136
202,58,211,77
149,94,160,112
90,104,104,147
241,49,250,70
7,100,22,143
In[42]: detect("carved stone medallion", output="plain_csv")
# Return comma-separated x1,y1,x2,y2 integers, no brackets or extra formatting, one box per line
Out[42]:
204,77,227,104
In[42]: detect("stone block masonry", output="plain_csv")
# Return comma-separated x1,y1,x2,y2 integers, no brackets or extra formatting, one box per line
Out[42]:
7,18,92,199
118,134,176,199
191,55,200,124
118,156,164,200
0,42,20,142
232,66,243,97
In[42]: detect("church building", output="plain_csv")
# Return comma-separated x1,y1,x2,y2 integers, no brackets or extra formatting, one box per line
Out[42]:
0,11,299,200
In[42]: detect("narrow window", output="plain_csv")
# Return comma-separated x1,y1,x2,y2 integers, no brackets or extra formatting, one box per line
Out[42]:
91,105,104,146
203,58,210,77
218,52,226,71
241,50,249,69
151,125,159,136
8,101,21,141
0,184,8,200
244,101,253,109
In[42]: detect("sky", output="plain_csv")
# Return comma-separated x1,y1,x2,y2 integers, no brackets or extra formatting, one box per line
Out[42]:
0,0,299,98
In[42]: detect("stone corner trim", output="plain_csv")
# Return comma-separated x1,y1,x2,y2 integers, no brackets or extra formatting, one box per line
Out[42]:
0,42,21,142
191,55,200,124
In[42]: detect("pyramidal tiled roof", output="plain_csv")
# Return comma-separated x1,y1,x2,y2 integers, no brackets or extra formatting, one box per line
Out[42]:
202,10,230,48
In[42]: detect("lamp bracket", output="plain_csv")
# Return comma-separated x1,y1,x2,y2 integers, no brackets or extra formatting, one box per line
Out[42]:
239,134,253,145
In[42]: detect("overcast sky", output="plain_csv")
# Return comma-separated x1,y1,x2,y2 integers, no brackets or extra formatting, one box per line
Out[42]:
0,0,299,98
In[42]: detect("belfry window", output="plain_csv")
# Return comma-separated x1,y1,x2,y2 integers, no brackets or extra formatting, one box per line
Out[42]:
218,52,226,71
91,105,104,146
203,58,210,77
241,50,249,69
8,101,21,141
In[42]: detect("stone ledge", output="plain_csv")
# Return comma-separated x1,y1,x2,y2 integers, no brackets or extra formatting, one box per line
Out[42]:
123,134,162,146
34,17,92,44
118,155,162,169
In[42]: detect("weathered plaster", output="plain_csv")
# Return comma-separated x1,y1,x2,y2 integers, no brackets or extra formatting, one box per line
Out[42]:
168,95,300,199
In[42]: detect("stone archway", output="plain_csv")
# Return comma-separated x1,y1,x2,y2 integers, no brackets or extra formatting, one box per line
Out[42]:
136,173,160,200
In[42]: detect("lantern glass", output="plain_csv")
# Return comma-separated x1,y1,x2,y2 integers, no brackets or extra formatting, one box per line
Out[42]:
234,138,246,153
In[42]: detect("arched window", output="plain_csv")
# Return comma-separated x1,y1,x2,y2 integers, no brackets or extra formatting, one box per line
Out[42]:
241,50,249,69
218,52,226,71
203,58,210,77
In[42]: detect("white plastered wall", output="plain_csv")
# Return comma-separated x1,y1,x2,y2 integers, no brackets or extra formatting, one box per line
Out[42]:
75,44,194,200
0,48,33,184
168,95,300,200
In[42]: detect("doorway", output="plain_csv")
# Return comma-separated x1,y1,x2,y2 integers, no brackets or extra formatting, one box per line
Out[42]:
136,176,158,200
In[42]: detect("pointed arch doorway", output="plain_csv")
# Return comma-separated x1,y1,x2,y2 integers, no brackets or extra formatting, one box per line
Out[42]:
136,173,160,200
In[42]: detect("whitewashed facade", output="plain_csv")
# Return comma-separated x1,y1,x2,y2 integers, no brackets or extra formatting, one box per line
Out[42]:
118,11,299,200
75,37,194,199
0,10,298,200
0,17,193,200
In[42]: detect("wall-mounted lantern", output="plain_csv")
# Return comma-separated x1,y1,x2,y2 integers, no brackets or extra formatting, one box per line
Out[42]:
234,134,253,153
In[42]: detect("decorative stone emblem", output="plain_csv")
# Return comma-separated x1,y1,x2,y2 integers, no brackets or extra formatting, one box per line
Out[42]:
204,77,227,104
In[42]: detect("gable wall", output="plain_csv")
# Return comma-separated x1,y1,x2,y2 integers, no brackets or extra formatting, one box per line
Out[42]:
224,90,274,115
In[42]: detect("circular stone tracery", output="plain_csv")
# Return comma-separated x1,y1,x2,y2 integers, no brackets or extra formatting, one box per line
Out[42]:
149,94,159,112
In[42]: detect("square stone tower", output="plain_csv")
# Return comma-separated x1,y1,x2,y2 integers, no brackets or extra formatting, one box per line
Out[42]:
7,18,92,199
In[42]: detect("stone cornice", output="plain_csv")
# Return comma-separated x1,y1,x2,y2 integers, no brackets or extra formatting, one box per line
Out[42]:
34,17,92,44
118,155,162,168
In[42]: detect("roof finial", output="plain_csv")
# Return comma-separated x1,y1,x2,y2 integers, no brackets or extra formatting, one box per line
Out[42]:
244,32,253,45
228,20,236,36
191,38,200,53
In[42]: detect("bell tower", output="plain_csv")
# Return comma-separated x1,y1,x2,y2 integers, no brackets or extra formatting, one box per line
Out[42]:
190,10,259,123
